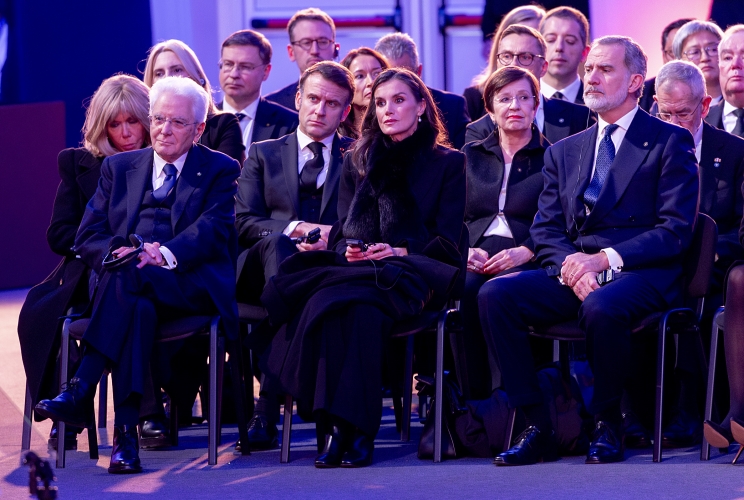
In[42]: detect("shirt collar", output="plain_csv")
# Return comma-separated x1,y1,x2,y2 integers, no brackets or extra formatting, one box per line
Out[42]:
222,97,260,121
724,99,741,117
153,148,189,177
296,127,335,151
597,105,639,136
540,76,582,102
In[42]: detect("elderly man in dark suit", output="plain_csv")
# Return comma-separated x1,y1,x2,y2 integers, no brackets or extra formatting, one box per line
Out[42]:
465,24,594,145
234,61,354,451
649,60,744,447
375,32,471,149
480,36,699,466
705,25,744,138
217,29,298,149
35,76,241,474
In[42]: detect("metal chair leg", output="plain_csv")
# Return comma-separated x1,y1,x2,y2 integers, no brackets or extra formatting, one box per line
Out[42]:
401,336,414,442
702,307,724,460
280,394,293,463
208,317,219,466
57,318,71,469
433,310,447,463
227,338,250,456
98,372,108,428
653,317,668,463
504,408,516,452
22,383,32,453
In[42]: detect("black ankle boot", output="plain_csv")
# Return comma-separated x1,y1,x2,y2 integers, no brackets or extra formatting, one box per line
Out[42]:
340,429,374,468
35,377,96,428
315,422,348,468
109,425,142,474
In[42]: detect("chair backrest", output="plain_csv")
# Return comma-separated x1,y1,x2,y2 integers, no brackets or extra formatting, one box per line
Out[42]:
683,212,718,299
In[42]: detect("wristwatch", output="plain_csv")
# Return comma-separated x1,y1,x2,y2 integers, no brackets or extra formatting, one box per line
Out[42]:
596,269,616,286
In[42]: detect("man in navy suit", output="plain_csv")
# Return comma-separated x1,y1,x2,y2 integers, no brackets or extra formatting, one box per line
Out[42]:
538,7,590,105
375,32,471,149
465,25,594,145
481,36,699,466
265,8,340,111
35,76,241,474
705,25,744,138
217,29,298,150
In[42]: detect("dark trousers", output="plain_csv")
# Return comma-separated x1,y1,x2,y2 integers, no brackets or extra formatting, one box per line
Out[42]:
82,262,213,408
237,234,298,303
478,268,665,415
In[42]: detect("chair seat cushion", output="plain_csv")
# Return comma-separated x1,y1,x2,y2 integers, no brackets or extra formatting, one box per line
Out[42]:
66,316,214,343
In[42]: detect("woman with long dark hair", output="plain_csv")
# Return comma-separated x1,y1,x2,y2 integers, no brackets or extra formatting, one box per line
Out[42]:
338,47,388,139
261,67,466,468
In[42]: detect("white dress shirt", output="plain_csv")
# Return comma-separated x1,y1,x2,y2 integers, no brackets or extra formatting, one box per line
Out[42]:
540,76,582,103
722,100,743,134
222,98,260,149
284,129,335,236
150,150,188,269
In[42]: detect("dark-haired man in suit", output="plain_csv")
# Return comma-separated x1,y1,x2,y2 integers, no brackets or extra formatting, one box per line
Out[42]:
482,36,698,466
265,8,340,110
705,25,744,138
217,29,298,149
35,76,241,474
539,7,590,105
235,61,354,451
465,24,594,145
375,32,471,149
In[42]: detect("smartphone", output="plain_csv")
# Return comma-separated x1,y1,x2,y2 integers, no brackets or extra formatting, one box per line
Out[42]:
345,238,369,251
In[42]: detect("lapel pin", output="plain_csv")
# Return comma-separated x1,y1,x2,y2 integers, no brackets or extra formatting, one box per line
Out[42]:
197,172,202,176
559,118,565,123
643,142,648,147
714,157,721,168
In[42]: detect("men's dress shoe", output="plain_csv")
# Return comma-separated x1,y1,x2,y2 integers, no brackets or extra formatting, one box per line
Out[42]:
622,411,651,449
315,425,346,469
48,423,79,451
703,420,732,449
493,426,558,466
34,377,95,429
586,421,624,464
340,431,374,468
140,417,171,449
235,414,279,452
108,425,143,474
661,410,702,448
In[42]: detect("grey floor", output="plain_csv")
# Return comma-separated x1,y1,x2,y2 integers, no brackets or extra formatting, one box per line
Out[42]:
1,287,743,499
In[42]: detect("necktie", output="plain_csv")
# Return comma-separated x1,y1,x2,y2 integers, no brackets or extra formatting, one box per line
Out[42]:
583,124,619,210
300,142,325,190
235,112,246,122
552,91,566,101
732,109,744,137
154,163,177,201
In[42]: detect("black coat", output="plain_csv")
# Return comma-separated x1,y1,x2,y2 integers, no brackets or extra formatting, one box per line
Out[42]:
18,148,102,405
198,112,245,162
216,97,299,145
429,86,471,149
465,97,595,145
463,126,549,251
463,85,486,122
638,77,656,113
265,80,299,112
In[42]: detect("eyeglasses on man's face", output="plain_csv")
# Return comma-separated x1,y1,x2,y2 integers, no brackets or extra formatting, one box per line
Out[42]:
291,37,334,51
149,115,198,130
219,60,267,75
497,52,545,67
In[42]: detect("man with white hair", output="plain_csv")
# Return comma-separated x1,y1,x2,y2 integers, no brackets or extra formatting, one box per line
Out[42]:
706,24,744,138
35,76,241,474
480,36,699,466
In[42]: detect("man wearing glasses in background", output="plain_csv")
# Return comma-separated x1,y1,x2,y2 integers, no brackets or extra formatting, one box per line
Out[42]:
265,8,340,111
218,29,298,151
465,24,594,145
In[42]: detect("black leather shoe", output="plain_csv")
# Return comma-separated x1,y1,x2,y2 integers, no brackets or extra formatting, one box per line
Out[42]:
494,426,558,466
622,411,651,449
34,377,95,429
662,409,702,448
315,425,346,469
704,420,732,449
48,423,80,451
108,425,143,474
140,417,171,449
586,421,624,464
340,431,374,468
235,414,278,452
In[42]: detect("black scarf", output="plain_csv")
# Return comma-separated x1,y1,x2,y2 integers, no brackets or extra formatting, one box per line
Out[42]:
343,124,437,246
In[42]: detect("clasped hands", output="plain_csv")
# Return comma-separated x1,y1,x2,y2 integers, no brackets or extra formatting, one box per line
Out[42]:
346,243,408,262
113,242,165,268
467,246,533,275
560,252,610,301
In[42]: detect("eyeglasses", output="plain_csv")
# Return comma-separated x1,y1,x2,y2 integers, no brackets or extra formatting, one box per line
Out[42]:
495,94,536,106
682,45,719,61
290,37,334,51
497,52,545,66
149,115,198,130
656,99,704,123
219,61,267,75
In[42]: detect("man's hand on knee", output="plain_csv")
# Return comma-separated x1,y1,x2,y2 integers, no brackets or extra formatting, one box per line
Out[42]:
572,272,600,301
561,252,610,287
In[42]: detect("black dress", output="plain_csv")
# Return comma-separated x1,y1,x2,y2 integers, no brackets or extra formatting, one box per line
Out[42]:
260,124,466,437
456,126,549,398
18,148,101,405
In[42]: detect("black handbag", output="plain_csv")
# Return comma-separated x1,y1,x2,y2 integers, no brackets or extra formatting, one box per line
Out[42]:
415,371,467,460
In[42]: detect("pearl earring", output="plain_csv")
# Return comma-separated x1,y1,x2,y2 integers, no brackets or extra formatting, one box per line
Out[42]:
418,115,422,123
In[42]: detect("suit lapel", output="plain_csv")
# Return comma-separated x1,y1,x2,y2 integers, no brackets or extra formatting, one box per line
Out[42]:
705,100,725,129
698,123,721,212
282,133,301,216
543,98,569,143
575,81,585,105
253,98,276,143
171,144,207,228
125,149,154,233
566,126,597,230
584,111,657,226
320,134,347,217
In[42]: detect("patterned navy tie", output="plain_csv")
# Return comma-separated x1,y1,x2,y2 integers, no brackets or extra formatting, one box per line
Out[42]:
583,124,619,210
235,112,246,122
552,91,566,101
154,163,177,201
732,108,744,137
